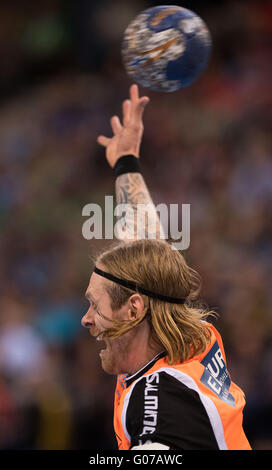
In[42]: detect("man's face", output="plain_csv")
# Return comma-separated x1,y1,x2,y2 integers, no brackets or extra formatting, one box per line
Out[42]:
81,269,132,375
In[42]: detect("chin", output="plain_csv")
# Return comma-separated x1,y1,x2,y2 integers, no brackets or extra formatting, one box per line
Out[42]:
101,362,117,375
100,355,121,376
99,341,128,375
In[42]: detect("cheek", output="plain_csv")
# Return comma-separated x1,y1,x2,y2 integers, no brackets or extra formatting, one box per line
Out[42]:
95,314,106,331
109,333,130,355
95,311,113,332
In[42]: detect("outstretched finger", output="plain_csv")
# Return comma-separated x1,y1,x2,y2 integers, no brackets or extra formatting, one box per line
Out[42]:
133,96,150,123
97,135,111,147
122,99,131,126
110,115,123,135
129,83,150,122
130,83,139,102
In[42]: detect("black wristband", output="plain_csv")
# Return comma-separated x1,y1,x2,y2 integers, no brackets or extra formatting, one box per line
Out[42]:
113,155,141,178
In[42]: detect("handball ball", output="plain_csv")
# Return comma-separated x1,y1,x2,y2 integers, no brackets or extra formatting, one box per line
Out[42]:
122,5,212,92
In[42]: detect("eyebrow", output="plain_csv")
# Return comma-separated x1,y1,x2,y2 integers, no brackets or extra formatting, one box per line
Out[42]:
85,291,98,303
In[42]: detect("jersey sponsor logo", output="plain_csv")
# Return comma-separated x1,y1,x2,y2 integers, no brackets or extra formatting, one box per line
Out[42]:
139,372,159,436
201,341,235,407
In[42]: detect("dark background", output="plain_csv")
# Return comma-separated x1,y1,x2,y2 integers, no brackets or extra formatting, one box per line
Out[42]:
0,0,271,449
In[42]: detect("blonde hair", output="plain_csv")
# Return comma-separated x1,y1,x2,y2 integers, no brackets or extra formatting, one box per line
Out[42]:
95,239,215,364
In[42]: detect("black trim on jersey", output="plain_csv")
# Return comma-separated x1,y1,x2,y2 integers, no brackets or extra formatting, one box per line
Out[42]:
125,352,167,388
125,371,220,450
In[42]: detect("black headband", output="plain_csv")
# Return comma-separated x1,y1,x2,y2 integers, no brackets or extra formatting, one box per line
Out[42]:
94,266,186,304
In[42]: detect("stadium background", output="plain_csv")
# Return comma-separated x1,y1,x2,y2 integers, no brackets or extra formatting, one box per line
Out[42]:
0,0,271,450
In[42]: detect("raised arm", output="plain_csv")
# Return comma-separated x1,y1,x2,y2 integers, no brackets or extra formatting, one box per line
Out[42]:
97,84,165,241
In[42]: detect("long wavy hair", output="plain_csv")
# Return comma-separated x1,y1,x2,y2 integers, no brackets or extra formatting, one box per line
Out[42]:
95,239,215,364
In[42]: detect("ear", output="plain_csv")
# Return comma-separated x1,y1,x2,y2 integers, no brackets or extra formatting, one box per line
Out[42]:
128,294,145,320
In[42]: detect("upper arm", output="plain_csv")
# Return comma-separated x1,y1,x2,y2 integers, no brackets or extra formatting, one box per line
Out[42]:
115,172,166,242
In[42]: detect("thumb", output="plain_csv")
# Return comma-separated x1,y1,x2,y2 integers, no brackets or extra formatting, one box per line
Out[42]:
97,135,111,147
140,97,150,108
134,97,150,121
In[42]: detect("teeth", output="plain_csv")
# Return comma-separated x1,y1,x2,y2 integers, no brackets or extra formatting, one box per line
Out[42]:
95,332,104,341
95,334,107,350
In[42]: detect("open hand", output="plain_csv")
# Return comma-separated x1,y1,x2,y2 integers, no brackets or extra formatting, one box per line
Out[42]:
97,84,150,168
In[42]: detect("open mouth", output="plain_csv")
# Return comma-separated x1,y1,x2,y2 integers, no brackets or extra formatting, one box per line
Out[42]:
96,334,107,352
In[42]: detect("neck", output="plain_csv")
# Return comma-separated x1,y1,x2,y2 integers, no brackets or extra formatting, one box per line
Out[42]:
127,350,165,378
123,326,163,376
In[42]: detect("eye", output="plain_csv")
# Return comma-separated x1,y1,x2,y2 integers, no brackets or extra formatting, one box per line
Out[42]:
89,299,98,311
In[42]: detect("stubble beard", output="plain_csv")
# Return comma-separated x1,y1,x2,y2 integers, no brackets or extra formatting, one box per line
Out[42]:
100,332,132,375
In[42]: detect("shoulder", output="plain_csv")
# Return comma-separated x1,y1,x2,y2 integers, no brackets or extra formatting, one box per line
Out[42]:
123,368,220,450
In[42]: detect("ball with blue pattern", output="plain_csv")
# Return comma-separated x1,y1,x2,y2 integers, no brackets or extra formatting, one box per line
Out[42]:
122,5,212,92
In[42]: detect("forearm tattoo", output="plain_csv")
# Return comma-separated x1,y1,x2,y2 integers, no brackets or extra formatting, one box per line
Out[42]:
115,173,165,241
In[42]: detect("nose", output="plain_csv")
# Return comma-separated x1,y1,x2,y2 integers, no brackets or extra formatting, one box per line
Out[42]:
81,308,94,329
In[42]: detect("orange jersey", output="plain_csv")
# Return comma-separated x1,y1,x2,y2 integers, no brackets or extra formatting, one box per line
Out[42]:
114,323,251,450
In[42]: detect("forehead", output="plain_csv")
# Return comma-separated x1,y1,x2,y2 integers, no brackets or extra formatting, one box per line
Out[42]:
85,270,108,301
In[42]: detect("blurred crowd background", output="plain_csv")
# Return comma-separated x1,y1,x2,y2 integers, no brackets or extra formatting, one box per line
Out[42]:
0,0,271,450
